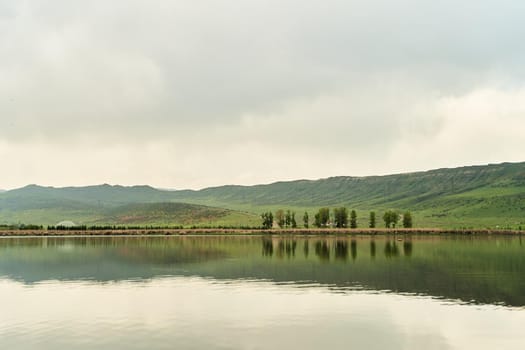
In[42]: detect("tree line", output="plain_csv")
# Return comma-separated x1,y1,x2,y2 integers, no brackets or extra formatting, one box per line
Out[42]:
261,208,413,229
0,224,44,230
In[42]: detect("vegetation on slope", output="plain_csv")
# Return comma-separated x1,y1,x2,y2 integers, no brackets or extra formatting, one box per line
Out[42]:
0,201,258,228
1,162,524,228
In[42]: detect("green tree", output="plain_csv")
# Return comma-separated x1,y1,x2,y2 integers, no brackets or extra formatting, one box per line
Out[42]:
350,210,357,228
291,212,297,228
391,211,400,228
321,208,330,227
285,210,292,228
314,208,330,227
260,212,273,229
303,211,309,228
369,211,376,228
333,207,348,228
314,213,321,228
383,210,399,228
275,209,285,228
403,211,413,228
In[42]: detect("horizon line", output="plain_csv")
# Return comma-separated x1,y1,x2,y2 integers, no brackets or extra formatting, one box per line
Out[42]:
1,160,522,192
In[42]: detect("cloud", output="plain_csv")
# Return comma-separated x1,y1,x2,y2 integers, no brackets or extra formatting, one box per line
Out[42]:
0,0,524,188
391,87,525,168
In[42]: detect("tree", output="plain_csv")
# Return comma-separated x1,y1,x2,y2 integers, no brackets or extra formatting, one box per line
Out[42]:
383,210,399,228
314,212,321,228
350,210,357,228
391,211,400,228
303,211,309,228
383,211,392,228
260,212,273,229
403,211,413,228
285,210,292,228
369,211,376,228
314,208,330,227
333,207,348,228
291,212,297,228
275,209,285,228
321,207,330,227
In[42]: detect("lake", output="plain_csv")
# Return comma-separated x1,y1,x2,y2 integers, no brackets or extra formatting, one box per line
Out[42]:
1,235,524,349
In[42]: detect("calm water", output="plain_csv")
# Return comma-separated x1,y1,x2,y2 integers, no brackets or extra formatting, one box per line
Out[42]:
1,235,525,349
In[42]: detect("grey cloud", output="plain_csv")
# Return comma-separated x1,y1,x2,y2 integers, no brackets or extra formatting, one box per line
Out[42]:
0,0,524,188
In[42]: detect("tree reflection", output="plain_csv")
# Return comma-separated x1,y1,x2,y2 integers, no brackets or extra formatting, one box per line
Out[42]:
286,240,297,258
370,240,376,259
351,240,357,261
262,238,273,257
315,240,330,262
403,240,413,257
304,240,309,258
276,240,285,258
334,240,348,261
276,239,296,259
384,241,400,258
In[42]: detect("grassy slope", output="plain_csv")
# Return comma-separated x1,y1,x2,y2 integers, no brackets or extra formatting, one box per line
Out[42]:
0,201,259,227
1,162,524,228
99,202,259,227
168,162,525,229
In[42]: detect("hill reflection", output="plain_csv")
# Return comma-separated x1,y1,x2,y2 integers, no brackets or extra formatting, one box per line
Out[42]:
0,235,524,307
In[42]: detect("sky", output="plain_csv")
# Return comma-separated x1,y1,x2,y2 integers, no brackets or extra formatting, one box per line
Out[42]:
1,0,525,190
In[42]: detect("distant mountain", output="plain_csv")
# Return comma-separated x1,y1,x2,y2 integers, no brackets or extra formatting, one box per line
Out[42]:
1,162,524,228
2,184,173,209
173,161,525,207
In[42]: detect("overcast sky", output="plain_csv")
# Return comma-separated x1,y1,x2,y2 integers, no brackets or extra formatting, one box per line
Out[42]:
1,0,524,190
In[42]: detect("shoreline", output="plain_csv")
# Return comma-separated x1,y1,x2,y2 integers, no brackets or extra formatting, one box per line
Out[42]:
0,228,523,237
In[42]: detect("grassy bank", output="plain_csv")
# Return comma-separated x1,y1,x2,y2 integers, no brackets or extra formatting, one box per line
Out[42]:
1,228,524,237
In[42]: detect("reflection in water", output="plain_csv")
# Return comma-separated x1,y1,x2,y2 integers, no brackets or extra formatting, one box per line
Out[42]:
286,240,297,257
304,240,309,258
334,241,348,261
262,238,273,257
351,240,357,261
1,236,525,307
384,241,400,258
276,239,297,259
403,240,413,257
315,240,330,261
2,277,525,350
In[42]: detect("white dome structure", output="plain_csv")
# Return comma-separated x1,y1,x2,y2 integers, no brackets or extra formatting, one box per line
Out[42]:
56,220,77,227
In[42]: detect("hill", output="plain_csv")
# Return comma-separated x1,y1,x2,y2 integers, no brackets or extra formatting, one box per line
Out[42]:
0,195,258,227
98,202,258,227
1,184,174,210
1,162,524,228
169,162,525,228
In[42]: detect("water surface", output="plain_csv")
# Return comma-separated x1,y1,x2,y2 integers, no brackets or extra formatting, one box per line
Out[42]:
1,235,524,349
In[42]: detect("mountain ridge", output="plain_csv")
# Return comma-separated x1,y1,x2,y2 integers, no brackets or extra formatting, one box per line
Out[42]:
1,161,524,228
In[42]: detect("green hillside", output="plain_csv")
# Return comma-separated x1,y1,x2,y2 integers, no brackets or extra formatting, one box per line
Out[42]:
0,200,259,227
169,162,525,228
98,202,259,227
1,162,524,228
171,162,525,206
1,184,174,210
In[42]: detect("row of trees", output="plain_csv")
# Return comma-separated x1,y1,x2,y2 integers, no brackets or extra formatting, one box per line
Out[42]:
0,224,44,230
261,208,413,229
